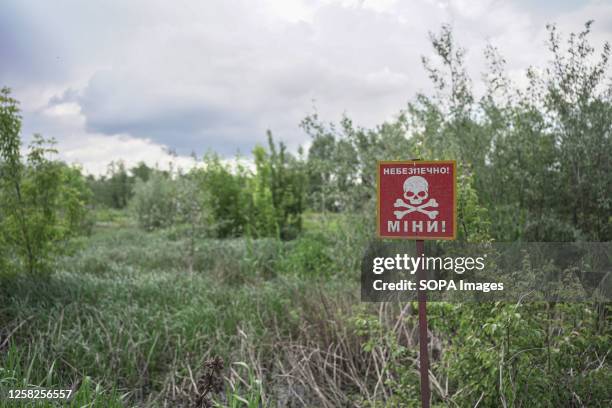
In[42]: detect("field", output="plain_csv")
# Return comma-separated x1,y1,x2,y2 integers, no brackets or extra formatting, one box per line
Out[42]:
1,211,610,407
1,20,611,408
0,212,358,407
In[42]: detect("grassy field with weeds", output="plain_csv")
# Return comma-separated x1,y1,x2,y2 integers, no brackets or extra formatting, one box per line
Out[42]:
2,16,612,407
0,213,368,407
2,212,610,407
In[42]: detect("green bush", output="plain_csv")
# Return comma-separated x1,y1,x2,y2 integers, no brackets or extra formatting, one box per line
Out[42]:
278,233,334,279
195,154,250,238
194,136,306,240
130,172,178,231
0,87,91,275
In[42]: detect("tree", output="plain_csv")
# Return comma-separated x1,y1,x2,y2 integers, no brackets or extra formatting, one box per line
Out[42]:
195,153,249,238
303,114,414,214
544,21,611,240
130,161,153,183
174,172,209,273
0,87,91,274
250,132,306,240
130,171,177,231
302,114,338,212
106,161,133,209
483,22,611,240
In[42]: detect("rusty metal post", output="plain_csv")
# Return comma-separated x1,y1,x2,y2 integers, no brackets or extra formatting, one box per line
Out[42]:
416,239,430,408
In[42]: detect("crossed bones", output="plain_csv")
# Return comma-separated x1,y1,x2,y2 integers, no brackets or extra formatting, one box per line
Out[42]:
393,198,439,220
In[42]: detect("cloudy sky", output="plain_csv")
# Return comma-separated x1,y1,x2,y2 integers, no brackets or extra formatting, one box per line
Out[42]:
2,0,611,174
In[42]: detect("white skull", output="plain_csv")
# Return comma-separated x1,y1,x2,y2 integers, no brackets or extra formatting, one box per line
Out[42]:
403,176,429,205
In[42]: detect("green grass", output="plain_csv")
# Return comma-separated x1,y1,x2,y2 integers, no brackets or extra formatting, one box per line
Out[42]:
1,343,124,407
0,223,357,406
92,208,134,229
1,214,610,407
302,211,344,235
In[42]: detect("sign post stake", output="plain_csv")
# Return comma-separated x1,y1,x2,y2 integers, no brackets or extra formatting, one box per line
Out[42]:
416,238,430,408
376,159,456,408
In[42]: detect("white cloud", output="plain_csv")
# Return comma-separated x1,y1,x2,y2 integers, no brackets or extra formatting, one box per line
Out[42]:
61,134,197,176
43,102,81,118
34,98,197,175
1,0,609,174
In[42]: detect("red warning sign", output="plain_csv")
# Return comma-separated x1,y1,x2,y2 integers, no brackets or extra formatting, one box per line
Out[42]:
377,160,456,240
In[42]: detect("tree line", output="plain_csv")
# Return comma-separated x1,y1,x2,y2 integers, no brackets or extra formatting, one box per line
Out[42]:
1,21,610,276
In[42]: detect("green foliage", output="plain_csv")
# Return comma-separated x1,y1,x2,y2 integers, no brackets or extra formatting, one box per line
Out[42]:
278,232,334,279
222,362,265,408
0,343,124,407
291,23,612,406
247,146,277,237
302,114,414,213
87,160,157,209
93,207,132,228
89,161,133,209
193,135,306,240
350,310,421,407
1,221,609,406
130,171,178,231
455,169,491,243
0,227,318,406
303,21,611,242
196,154,249,238
0,87,91,275
437,302,612,407
1,20,611,408
58,164,94,236
249,132,306,240
347,301,612,407
129,167,211,273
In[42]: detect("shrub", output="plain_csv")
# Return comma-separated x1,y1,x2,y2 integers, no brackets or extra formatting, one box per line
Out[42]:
130,172,178,231
278,233,334,279
195,154,250,238
0,87,91,275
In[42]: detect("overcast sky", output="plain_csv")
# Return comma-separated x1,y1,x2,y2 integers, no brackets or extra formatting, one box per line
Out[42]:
2,0,611,174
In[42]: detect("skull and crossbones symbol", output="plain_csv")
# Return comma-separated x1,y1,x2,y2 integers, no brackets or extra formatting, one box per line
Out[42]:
393,176,439,220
